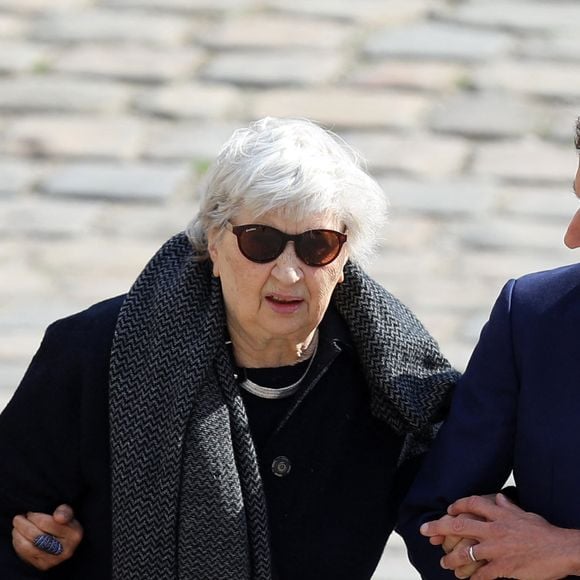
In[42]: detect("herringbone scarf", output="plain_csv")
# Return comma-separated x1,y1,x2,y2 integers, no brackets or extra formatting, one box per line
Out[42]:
109,232,458,580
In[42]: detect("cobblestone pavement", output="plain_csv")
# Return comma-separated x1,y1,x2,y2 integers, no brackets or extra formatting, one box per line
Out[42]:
1,0,580,577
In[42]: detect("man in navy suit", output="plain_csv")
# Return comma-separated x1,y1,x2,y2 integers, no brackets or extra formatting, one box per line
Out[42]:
399,120,580,579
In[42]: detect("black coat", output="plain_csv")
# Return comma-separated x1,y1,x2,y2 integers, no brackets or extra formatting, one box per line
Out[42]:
0,296,423,579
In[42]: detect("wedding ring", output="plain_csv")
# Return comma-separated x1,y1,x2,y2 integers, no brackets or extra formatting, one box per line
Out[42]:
468,544,478,563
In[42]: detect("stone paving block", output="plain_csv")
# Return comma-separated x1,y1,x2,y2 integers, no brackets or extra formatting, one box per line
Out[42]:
364,22,511,62
0,198,101,239
411,277,497,312
0,0,90,12
473,139,572,184
40,162,193,203
54,45,204,84
343,132,470,177
0,77,131,114
144,121,240,162
0,160,38,197
265,0,431,25
31,9,195,46
520,34,580,63
377,178,496,216
444,1,580,33
457,218,568,252
2,115,147,159
201,51,344,87
202,14,353,51
0,365,28,407
0,42,54,74
378,217,437,251
136,83,244,120
473,61,580,101
0,259,55,297
95,202,199,241
0,14,27,38
0,296,93,334
501,186,578,222
250,89,429,129
33,237,166,305
541,106,579,144
102,0,256,13
0,330,45,368
348,60,464,92
429,93,544,139
459,251,575,286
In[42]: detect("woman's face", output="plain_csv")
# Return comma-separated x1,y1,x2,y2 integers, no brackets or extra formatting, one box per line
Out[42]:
208,207,348,345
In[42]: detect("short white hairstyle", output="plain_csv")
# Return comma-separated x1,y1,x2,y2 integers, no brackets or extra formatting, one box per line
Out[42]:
186,117,388,266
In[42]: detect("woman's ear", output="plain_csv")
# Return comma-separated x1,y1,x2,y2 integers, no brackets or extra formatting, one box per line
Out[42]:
207,229,220,277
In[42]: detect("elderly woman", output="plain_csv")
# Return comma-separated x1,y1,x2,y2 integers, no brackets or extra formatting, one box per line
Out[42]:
0,117,457,579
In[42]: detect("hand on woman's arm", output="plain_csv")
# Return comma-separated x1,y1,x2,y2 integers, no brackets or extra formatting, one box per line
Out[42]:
421,493,580,580
12,504,83,571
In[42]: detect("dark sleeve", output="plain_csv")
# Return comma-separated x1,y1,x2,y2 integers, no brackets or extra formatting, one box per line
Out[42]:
397,280,519,579
0,321,87,576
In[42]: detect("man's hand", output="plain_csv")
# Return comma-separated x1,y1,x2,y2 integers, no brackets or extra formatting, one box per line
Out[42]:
421,493,580,580
12,504,83,571
428,513,484,578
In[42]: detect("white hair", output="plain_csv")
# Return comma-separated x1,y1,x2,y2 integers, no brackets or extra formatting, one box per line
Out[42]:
186,117,388,266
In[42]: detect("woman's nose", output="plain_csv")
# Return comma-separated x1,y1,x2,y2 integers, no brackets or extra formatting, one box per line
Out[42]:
271,242,303,283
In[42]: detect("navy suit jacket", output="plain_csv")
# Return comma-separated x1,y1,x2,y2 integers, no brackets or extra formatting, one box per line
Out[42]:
398,263,580,579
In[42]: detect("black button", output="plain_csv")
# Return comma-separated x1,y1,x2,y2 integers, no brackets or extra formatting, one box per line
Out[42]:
272,456,291,477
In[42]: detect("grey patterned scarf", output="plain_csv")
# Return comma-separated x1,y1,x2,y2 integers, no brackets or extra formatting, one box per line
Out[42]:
109,232,458,580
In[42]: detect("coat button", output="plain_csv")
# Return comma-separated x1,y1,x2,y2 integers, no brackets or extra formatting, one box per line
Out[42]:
271,456,291,477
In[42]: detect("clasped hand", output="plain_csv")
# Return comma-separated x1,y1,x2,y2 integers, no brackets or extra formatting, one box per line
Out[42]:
421,493,580,580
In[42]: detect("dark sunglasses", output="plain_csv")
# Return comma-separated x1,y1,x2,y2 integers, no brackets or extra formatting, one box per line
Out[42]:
226,222,347,267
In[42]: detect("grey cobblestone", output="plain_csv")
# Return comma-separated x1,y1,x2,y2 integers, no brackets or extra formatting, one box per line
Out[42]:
442,1,580,33
135,83,244,120
0,42,54,74
53,45,204,84
201,51,345,87
202,14,354,50
348,60,465,92
0,160,38,197
2,115,147,159
31,9,196,46
473,61,580,101
251,89,429,129
542,106,579,144
102,0,257,13
378,178,497,216
520,34,580,64
364,22,512,62
0,77,131,113
0,14,27,38
429,93,545,139
501,186,578,221
473,139,572,184
265,0,431,25
0,0,90,13
143,121,242,161
344,133,470,177
457,219,568,252
0,198,102,239
40,162,193,203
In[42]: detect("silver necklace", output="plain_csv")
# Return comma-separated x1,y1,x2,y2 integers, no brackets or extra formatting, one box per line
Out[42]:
239,332,319,400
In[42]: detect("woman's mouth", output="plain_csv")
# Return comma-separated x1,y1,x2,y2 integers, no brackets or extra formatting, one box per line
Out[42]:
266,294,304,313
